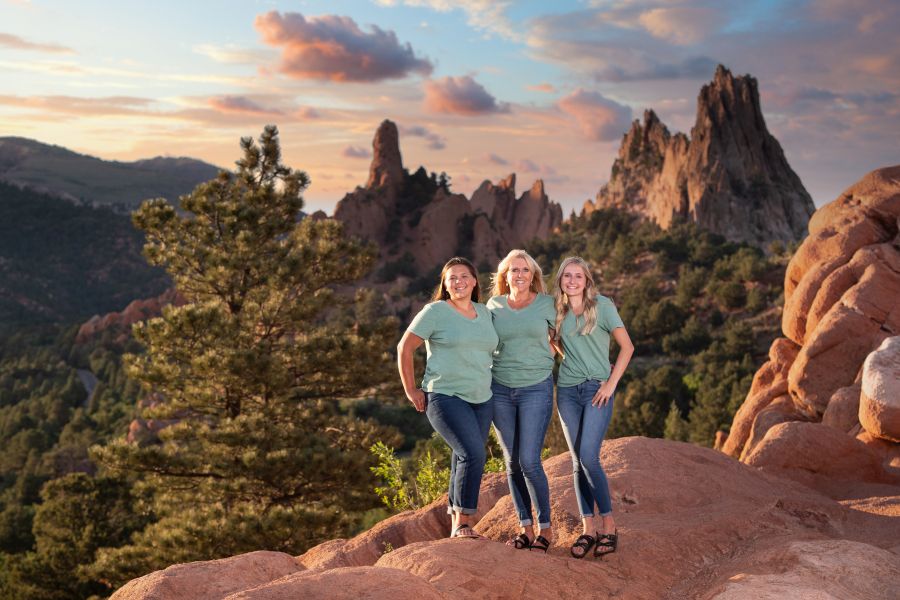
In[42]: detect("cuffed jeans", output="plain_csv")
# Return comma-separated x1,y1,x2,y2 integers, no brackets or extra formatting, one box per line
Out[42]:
491,375,553,529
426,392,494,515
556,379,615,517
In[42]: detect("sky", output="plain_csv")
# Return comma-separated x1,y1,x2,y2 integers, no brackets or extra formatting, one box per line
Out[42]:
1,0,898,215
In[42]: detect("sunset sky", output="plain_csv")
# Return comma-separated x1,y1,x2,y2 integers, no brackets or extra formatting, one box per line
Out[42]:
2,0,898,214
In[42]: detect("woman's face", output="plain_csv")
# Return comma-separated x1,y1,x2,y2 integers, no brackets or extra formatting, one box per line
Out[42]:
506,257,533,294
560,263,587,299
444,264,475,301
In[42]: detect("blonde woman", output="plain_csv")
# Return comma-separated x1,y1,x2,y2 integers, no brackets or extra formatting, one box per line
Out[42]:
553,257,634,558
397,257,499,539
486,250,557,553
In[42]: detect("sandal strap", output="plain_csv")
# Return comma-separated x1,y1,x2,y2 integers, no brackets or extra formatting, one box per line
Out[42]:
573,534,595,548
531,535,550,549
511,533,531,548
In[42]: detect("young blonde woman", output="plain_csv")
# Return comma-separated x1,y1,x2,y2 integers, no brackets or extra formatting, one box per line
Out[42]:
553,256,634,558
487,249,557,553
397,257,499,539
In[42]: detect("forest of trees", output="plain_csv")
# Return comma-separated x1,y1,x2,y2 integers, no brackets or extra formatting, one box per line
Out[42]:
0,128,789,598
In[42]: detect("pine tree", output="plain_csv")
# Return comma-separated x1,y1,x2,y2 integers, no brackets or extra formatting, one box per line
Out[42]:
91,126,400,585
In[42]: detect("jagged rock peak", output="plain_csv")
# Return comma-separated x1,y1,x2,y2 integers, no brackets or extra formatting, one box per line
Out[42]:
527,179,546,199
499,173,516,191
366,119,404,189
586,64,815,248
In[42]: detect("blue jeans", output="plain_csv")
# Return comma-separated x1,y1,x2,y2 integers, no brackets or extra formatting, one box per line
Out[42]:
556,380,615,517
491,375,553,529
426,392,494,515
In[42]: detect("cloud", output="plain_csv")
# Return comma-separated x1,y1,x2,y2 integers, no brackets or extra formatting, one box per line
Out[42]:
375,0,517,40
423,76,510,116
637,6,724,46
255,11,433,82
400,124,446,149
207,95,283,116
527,83,556,93
0,32,74,53
515,158,539,173
484,153,508,166
0,94,151,117
342,145,371,159
193,43,272,64
557,89,632,142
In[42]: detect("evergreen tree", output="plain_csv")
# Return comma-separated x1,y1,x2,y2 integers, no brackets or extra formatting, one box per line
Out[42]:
91,126,400,585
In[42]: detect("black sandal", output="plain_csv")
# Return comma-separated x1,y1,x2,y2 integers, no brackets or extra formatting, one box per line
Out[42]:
530,535,550,553
594,529,618,557
507,532,531,549
570,534,595,558
451,524,482,539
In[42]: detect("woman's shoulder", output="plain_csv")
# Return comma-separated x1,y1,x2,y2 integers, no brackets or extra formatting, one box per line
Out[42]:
536,293,555,305
485,295,506,310
594,294,616,306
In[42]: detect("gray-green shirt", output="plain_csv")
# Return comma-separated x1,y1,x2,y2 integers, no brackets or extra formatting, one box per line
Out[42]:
487,293,556,388
558,294,625,387
407,301,499,404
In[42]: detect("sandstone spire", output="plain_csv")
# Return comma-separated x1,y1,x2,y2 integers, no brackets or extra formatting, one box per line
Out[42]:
586,65,815,248
366,120,404,189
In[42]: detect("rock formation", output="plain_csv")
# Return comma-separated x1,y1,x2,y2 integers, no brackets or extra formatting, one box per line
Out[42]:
110,437,900,600
75,288,184,344
584,65,815,248
720,165,900,478
334,120,563,272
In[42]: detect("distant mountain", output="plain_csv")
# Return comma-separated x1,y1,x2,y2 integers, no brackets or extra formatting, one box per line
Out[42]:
0,181,169,325
584,65,815,248
0,137,221,210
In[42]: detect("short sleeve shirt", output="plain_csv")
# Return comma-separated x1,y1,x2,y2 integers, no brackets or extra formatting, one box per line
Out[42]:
486,293,556,388
557,294,625,387
407,301,499,403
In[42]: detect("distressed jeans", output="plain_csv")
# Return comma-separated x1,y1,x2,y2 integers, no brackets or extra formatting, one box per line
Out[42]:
426,392,494,514
556,379,615,517
491,375,553,529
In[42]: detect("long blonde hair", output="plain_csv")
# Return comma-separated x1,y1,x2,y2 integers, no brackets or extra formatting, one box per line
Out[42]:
491,249,546,297
553,256,598,335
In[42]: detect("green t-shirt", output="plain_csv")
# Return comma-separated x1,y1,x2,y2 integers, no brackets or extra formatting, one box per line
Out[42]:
486,293,556,388
407,301,499,404
557,294,625,387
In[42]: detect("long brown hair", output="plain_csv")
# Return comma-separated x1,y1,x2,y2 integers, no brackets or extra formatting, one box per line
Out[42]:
553,256,598,335
432,257,481,302
490,249,546,297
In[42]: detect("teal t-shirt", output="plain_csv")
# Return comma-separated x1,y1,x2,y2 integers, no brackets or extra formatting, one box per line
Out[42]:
487,293,556,388
557,294,625,387
407,301,499,404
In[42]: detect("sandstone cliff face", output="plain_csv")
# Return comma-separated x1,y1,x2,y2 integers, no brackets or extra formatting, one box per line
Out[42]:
334,120,562,272
721,165,900,476
75,288,184,344
585,65,815,248
111,437,900,600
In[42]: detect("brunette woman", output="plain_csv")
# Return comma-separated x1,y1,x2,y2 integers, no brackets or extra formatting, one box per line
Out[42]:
553,257,634,558
397,257,499,539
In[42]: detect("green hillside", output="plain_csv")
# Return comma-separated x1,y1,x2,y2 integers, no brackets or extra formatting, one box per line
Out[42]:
0,181,170,326
0,137,220,211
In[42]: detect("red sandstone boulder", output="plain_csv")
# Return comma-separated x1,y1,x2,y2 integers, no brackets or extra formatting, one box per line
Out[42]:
224,566,443,600
822,383,862,433
708,539,900,600
720,337,798,457
743,421,885,483
110,551,302,600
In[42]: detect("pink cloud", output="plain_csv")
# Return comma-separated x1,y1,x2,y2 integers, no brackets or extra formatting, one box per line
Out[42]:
342,146,371,159
423,76,509,116
0,32,74,54
400,124,446,150
254,11,433,82
207,96,283,116
557,89,632,142
527,83,556,93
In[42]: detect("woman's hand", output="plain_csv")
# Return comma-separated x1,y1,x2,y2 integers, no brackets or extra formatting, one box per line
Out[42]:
592,380,616,406
407,388,426,412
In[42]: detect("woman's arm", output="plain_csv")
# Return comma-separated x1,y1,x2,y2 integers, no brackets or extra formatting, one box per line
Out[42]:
397,330,426,412
593,326,634,406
